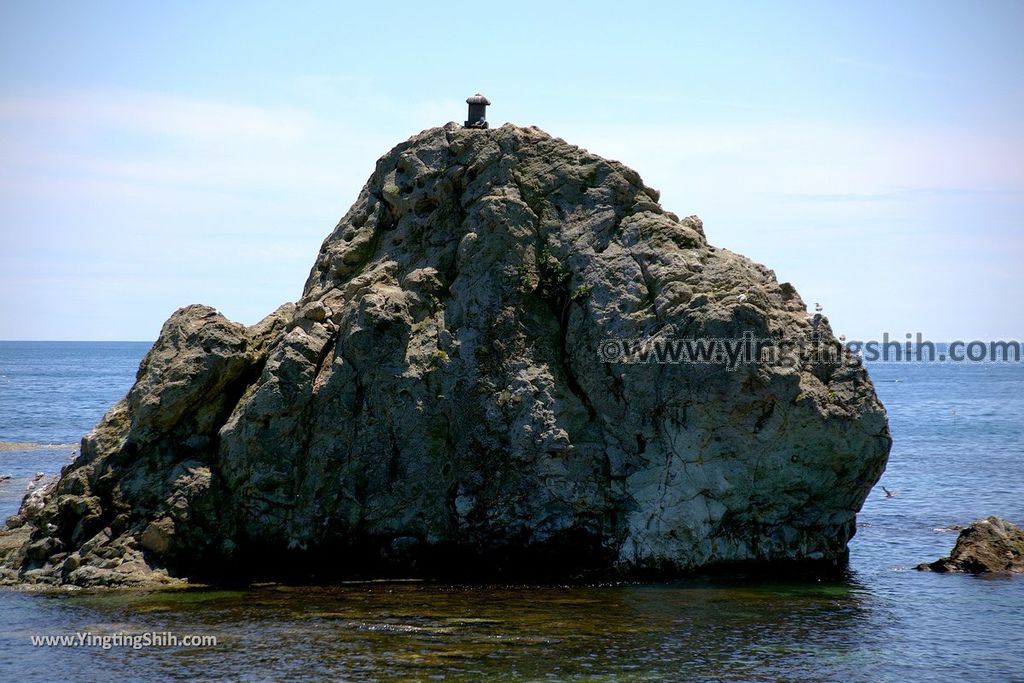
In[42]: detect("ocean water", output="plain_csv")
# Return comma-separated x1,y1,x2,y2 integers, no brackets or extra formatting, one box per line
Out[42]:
0,341,1022,682
0,341,151,445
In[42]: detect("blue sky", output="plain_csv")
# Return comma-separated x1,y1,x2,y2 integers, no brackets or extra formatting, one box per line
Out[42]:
1,1,1021,341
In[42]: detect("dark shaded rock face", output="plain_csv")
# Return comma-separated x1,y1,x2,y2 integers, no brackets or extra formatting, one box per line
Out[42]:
0,123,891,587
918,517,1024,574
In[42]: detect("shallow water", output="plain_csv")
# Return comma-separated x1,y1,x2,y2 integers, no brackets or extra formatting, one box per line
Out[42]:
1,572,1021,681
1,343,1022,681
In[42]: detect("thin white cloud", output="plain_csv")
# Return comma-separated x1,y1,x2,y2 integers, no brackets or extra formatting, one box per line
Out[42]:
0,87,400,214
833,56,953,84
0,88,316,144
558,122,1024,207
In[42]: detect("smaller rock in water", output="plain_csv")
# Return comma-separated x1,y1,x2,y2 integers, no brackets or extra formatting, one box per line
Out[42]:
918,516,1024,574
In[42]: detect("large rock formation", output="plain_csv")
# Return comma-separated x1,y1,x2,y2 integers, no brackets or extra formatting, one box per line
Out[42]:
918,517,1024,574
0,123,890,587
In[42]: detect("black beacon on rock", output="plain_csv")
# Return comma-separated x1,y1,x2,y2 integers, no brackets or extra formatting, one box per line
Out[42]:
464,93,490,129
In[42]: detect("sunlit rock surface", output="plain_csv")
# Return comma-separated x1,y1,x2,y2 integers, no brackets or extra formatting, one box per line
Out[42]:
0,123,890,587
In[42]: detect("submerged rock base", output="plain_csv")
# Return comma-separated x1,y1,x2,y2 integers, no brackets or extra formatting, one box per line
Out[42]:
1,124,890,588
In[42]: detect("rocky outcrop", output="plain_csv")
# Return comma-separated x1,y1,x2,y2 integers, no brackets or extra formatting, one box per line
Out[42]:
918,517,1024,574
0,123,890,588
